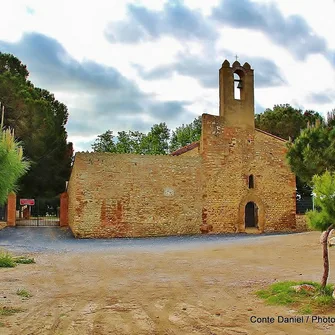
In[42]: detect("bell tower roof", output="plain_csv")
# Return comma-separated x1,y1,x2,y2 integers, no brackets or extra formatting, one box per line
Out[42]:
219,59,255,129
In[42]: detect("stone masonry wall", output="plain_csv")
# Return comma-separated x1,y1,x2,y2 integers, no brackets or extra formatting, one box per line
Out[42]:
253,130,296,231
68,153,203,238
178,146,200,157
200,114,255,233
200,114,296,233
295,214,310,231
67,159,78,233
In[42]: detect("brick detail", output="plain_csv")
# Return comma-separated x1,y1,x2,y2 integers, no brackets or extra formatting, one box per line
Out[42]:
295,214,310,231
7,192,16,226
68,154,203,238
60,192,69,227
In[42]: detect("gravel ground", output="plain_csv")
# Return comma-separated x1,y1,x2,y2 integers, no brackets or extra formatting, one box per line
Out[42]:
0,226,294,254
0,230,331,335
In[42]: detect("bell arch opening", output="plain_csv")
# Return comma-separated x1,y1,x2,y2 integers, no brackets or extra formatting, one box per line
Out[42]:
234,72,241,100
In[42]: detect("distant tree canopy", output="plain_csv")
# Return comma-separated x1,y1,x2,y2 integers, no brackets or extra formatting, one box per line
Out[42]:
91,130,116,153
92,123,170,155
255,104,323,140
287,112,335,187
93,104,325,156
170,116,202,152
92,117,202,155
0,52,73,198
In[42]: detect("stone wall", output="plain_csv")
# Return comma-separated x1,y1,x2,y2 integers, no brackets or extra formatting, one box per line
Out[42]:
252,130,296,231
67,159,78,234
199,114,296,233
6,192,16,227
200,114,246,233
296,214,309,231
179,146,200,157
68,153,203,238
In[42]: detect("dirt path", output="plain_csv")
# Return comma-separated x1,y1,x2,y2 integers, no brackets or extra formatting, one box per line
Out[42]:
0,231,334,334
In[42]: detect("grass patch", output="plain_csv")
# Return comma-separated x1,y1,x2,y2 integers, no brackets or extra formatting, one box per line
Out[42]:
0,252,16,268
0,306,24,316
299,305,312,314
0,252,35,268
16,289,32,298
256,281,335,314
13,256,35,264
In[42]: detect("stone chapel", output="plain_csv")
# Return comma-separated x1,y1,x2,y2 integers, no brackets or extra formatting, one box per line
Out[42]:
67,60,297,238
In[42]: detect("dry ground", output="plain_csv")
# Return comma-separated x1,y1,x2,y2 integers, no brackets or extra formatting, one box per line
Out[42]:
1,231,335,335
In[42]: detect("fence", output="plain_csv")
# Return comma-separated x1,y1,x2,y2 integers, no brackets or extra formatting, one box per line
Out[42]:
16,197,60,226
296,195,313,214
0,204,6,221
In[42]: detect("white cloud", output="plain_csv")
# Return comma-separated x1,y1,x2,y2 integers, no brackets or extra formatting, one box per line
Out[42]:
275,0,335,49
0,0,334,153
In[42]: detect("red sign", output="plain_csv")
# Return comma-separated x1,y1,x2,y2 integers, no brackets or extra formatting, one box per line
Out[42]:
20,199,35,206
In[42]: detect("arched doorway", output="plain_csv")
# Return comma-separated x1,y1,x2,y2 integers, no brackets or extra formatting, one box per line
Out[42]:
245,202,258,228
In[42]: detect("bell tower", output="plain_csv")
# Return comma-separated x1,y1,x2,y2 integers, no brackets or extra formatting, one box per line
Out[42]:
219,60,255,129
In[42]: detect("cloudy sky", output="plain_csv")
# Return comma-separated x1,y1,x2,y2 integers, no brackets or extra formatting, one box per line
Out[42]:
0,0,334,151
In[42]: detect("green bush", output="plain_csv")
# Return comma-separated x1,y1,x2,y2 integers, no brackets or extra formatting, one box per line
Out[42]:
0,252,35,267
0,252,16,268
13,256,35,264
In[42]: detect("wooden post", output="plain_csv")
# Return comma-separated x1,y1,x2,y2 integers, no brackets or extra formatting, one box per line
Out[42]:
7,192,16,226
60,192,68,227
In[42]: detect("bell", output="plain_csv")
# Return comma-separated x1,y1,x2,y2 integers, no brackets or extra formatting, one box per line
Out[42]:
237,81,243,89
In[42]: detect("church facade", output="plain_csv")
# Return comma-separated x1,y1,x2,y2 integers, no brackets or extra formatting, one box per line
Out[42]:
67,60,297,238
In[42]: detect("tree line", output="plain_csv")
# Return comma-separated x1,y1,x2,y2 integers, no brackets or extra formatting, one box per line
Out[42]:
92,104,325,161
91,116,202,154
0,52,72,199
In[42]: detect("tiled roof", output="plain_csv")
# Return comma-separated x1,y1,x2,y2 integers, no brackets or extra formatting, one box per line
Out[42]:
255,128,286,142
171,141,200,156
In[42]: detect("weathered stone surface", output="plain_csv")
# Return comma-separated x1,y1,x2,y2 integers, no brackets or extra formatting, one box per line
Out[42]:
296,214,308,231
68,154,203,238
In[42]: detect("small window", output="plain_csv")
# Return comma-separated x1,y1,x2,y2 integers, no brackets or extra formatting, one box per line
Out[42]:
248,175,254,189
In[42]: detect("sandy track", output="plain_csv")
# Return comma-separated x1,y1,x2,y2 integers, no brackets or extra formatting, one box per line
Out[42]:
0,231,334,334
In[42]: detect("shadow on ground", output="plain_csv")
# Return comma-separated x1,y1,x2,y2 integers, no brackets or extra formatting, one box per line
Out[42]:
0,226,297,254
